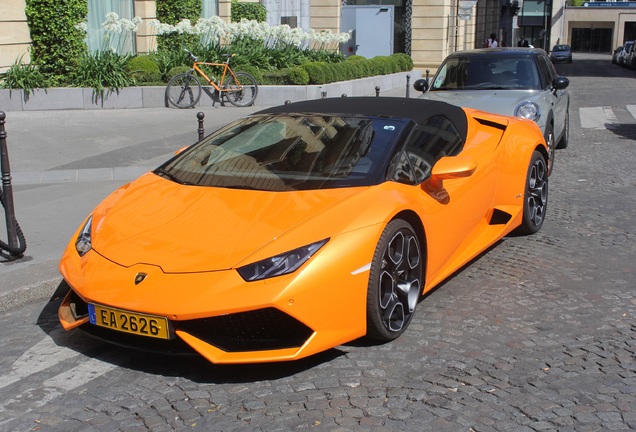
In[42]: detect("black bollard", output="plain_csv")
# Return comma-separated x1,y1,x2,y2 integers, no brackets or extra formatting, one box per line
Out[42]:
341,94,347,98
426,69,430,86
406,74,411,99
375,86,380,97
0,111,25,258
197,112,205,141
284,100,292,104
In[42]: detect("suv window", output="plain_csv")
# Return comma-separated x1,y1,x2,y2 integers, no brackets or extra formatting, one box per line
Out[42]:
431,54,541,91
536,54,557,89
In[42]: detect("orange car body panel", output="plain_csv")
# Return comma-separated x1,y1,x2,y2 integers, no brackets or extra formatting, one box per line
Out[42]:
58,106,546,364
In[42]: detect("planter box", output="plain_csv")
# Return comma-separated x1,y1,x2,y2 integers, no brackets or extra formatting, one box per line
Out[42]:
0,70,422,112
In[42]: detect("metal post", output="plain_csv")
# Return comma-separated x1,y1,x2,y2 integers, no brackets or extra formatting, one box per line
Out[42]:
375,86,381,97
405,74,411,99
197,112,205,141
0,111,20,256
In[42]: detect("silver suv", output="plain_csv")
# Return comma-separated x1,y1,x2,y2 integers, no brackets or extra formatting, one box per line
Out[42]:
414,47,570,174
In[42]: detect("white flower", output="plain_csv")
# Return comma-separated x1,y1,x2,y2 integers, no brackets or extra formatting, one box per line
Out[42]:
175,19,196,35
120,18,137,33
105,12,119,22
157,23,176,35
75,22,88,33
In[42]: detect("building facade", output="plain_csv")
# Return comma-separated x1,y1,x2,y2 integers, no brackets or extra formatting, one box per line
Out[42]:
3,0,634,74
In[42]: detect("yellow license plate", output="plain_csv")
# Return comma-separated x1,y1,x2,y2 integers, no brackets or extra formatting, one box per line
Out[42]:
88,303,169,340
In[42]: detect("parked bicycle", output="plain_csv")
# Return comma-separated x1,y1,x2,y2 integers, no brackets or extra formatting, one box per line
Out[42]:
166,50,258,109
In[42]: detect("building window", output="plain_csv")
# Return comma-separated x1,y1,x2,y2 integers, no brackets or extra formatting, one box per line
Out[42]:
86,0,135,53
202,0,219,17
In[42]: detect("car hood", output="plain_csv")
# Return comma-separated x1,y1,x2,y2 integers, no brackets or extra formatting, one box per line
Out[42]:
419,90,538,117
90,173,362,273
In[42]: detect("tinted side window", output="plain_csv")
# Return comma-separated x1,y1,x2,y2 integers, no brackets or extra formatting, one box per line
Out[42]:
390,115,464,184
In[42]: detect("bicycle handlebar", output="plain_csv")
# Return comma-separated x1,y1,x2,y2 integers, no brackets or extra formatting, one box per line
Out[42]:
184,48,198,62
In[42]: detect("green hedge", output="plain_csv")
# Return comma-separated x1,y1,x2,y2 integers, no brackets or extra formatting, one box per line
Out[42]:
25,0,88,75
126,56,162,84
261,67,309,85
231,1,267,22
156,0,202,52
299,53,413,85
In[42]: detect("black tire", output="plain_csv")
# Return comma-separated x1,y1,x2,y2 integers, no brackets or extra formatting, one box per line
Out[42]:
544,123,555,176
166,73,201,109
366,219,423,341
516,151,548,235
223,72,258,107
557,109,569,149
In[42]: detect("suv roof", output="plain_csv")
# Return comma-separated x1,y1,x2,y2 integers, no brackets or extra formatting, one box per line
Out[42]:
445,47,549,58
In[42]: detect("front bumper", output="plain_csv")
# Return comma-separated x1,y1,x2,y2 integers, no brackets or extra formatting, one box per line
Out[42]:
58,225,382,364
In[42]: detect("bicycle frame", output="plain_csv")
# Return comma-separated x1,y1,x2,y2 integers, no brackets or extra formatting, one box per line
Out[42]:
190,57,242,93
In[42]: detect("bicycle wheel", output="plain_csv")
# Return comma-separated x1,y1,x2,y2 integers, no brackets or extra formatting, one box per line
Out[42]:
166,73,201,109
223,72,258,107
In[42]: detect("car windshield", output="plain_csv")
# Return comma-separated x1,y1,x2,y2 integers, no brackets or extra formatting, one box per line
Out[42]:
552,45,569,52
155,114,407,191
430,55,540,91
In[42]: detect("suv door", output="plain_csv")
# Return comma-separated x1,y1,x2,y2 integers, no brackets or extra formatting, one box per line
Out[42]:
537,53,568,145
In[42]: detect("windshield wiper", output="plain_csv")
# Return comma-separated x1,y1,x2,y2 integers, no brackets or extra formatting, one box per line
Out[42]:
154,167,191,185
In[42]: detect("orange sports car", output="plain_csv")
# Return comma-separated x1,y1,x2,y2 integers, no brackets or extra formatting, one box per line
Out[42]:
58,97,549,364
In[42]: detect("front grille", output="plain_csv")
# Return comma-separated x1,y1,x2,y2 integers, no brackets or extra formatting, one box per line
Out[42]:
177,308,314,352
66,287,313,355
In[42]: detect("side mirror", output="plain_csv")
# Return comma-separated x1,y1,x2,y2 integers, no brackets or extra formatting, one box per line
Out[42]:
413,78,429,93
552,76,569,91
427,156,476,191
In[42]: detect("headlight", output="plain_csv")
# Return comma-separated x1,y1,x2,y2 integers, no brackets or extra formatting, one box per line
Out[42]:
75,216,93,257
514,101,541,122
237,239,329,281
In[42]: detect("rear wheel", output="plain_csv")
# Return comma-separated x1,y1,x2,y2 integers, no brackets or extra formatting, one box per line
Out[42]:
223,72,258,107
166,73,201,109
516,151,548,235
366,219,423,341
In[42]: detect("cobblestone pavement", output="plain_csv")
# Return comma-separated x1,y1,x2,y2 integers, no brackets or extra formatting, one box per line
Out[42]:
0,59,635,431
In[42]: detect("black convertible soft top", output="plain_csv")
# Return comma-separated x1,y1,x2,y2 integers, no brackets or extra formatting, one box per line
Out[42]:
256,97,468,141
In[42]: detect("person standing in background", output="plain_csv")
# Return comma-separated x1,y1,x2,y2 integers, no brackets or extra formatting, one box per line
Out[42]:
488,33,498,48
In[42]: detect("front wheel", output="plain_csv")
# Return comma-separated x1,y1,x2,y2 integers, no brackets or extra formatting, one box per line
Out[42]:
556,109,569,149
166,73,201,109
544,124,555,176
223,72,258,107
366,219,423,341
516,151,549,235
